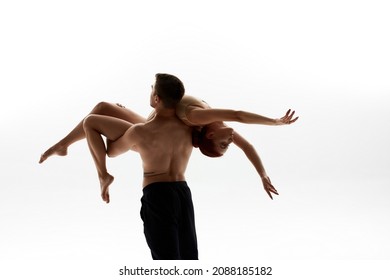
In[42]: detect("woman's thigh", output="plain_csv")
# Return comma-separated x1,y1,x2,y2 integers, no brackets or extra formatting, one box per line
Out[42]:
93,102,147,124
84,114,133,141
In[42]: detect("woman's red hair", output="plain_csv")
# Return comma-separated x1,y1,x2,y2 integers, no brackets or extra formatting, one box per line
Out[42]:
192,126,223,157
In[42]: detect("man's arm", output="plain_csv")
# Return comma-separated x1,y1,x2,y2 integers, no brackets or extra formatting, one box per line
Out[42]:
107,124,142,157
232,131,279,199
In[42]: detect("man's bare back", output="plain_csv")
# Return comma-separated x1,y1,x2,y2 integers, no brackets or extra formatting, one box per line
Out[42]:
106,104,193,187
133,111,193,187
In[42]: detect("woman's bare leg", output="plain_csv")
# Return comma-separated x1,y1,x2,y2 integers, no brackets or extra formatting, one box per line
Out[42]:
39,102,146,163
83,114,133,203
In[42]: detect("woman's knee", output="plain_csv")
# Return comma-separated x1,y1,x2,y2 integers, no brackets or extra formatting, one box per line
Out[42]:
92,101,113,114
83,114,99,130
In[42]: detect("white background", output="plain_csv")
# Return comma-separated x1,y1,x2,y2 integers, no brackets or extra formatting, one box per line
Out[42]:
1,0,389,278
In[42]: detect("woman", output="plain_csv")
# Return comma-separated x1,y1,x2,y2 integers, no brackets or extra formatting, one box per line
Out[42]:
39,93,298,201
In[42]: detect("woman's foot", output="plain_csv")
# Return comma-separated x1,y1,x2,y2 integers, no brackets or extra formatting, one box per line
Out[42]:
39,144,68,163
100,173,114,203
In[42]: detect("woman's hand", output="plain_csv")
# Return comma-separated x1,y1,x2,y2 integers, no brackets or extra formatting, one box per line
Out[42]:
275,109,299,125
261,175,279,199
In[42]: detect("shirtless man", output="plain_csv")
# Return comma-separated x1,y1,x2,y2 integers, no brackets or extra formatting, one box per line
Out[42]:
83,73,197,259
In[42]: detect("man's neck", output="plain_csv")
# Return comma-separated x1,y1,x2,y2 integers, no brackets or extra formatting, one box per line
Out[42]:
154,107,176,119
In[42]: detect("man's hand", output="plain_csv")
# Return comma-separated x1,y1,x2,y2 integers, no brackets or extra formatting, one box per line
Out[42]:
261,175,279,200
275,109,299,125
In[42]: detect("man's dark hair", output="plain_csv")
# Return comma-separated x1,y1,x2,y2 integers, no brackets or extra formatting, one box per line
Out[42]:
154,73,185,108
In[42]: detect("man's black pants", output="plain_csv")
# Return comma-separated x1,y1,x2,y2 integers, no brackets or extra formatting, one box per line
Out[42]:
140,181,198,260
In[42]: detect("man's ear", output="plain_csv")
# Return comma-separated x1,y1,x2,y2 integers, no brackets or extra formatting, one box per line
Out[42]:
153,94,161,106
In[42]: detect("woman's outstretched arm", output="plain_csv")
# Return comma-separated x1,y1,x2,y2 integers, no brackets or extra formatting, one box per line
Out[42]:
232,131,279,200
186,107,298,126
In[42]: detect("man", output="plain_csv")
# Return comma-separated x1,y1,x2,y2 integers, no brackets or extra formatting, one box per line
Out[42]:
107,73,198,260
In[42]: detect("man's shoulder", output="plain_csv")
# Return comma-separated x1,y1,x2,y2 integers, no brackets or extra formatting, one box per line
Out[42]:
132,121,161,137
133,122,149,132
125,123,147,138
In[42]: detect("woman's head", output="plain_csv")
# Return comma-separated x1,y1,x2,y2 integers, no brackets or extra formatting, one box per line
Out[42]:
192,123,234,157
